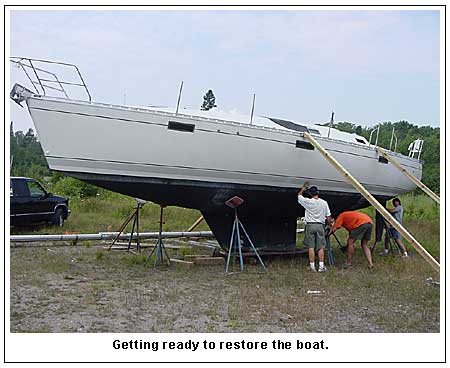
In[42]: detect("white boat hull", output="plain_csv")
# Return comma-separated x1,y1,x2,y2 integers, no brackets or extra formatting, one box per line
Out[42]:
28,97,421,196
25,96,423,250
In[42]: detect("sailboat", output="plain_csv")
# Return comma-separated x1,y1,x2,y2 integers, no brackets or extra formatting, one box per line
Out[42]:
10,57,423,251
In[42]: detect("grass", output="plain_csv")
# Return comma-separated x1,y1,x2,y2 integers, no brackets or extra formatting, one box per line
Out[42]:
11,190,439,245
10,243,440,333
10,192,441,270
95,249,105,260
41,255,72,273
361,193,440,223
11,192,440,263
9,193,441,333
11,192,210,235
358,193,440,258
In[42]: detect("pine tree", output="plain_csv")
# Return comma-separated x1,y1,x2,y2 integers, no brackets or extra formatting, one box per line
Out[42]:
200,90,217,111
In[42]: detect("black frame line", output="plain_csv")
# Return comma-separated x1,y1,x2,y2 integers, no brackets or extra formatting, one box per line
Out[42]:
3,3,446,365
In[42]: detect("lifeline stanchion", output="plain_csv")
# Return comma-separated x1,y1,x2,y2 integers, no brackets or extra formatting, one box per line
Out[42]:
144,205,171,268
224,196,267,274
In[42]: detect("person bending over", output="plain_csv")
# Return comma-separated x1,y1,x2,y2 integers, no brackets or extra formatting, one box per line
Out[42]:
330,211,374,269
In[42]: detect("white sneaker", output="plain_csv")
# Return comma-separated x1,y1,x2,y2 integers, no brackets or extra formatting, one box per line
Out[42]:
402,252,409,258
318,266,327,273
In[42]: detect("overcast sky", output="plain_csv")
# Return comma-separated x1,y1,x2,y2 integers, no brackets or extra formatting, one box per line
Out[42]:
10,9,440,132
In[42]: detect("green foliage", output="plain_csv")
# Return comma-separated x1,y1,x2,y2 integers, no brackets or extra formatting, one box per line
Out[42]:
51,176,99,198
95,249,105,260
11,196,210,236
42,257,71,273
399,194,439,221
10,125,50,178
121,254,147,266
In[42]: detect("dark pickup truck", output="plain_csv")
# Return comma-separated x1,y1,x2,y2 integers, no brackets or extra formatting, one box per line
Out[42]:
10,177,70,227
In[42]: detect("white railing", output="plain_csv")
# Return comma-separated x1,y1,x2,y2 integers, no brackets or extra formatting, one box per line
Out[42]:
368,126,380,147
389,127,398,152
10,57,91,102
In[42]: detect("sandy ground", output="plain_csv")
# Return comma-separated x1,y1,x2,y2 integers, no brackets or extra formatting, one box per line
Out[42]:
10,242,440,333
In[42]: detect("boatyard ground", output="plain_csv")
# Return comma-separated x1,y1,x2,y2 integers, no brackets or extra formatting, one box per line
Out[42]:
10,194,440,333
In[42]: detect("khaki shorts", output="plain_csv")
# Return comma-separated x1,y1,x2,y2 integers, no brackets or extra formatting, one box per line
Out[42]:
304,223,326,249
349,223,372,241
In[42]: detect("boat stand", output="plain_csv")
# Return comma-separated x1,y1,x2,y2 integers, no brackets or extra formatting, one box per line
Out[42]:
385,223,401,256
225,196,267,274
325,233,334,266
108,198,146,253
371,219,402,256
331,232,347,254
144,205,171,268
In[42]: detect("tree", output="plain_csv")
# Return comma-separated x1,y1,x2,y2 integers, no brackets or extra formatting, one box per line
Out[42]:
10,125,50,179
200,90,217,111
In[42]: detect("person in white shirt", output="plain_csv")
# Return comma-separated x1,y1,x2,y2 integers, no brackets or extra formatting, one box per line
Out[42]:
297,184,332,272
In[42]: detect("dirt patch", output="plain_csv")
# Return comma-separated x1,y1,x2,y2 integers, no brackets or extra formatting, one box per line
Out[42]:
10,243,440,333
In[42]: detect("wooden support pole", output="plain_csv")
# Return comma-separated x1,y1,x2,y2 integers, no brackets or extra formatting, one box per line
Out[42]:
169,258,194,268
377,147,440,205
186,215,204,232
303,133,439,273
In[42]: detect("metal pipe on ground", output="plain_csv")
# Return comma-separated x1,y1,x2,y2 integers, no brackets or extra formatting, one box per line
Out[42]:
10,231,214,244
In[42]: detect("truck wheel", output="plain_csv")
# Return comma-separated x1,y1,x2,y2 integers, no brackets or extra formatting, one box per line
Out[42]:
52,208,65,227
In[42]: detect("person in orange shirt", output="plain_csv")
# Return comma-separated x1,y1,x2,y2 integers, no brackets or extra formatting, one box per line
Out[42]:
330,211,374,269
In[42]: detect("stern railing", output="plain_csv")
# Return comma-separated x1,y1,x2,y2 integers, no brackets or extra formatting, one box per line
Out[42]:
368,124,422,158
10,57,91,102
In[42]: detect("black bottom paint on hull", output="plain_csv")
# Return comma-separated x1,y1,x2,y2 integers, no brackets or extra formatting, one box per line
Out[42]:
65,171,390,251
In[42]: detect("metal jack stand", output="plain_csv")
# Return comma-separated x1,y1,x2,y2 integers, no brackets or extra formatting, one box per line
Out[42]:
224,196,267,274
370,219,401,256
109,198,146,253
144,205,171,267
384,220,401,256
330,232,347,254
325,234,334,266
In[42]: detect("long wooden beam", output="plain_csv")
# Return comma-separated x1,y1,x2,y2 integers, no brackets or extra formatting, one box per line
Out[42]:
377,146,440,205
186,215,204,232
303,133,439,273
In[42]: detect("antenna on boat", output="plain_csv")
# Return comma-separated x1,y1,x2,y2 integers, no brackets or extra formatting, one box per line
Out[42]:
175,81,184,115
250,93,256,125
327,111,334,138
